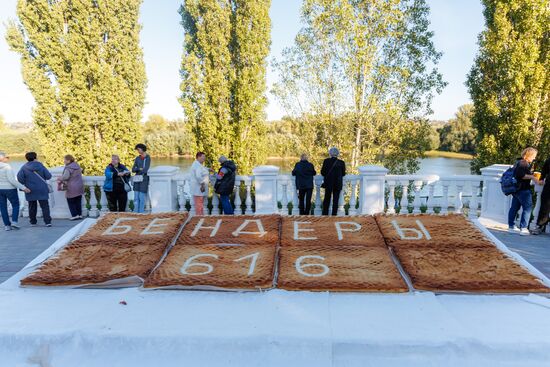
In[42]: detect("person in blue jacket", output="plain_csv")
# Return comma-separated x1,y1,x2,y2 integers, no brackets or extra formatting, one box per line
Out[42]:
103,155,131,212
17,152,52,227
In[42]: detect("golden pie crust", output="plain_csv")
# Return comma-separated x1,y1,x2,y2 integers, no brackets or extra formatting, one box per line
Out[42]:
281,215,385,247
277,245,408,292
393,246,550,293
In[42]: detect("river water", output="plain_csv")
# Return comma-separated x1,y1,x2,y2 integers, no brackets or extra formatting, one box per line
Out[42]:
10,156,472,176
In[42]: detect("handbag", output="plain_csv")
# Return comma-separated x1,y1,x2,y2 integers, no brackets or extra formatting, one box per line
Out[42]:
114,167,132,192
133,174,144,183
33,171,54,193
321,159,339,189
57,181,68,192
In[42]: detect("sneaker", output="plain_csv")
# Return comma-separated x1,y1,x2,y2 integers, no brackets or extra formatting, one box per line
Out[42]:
508,226,520,234
45,223,52,227
69,216,79,221
4,226,11,231
531,226,545,235
10,222,20,229
519,228,530,236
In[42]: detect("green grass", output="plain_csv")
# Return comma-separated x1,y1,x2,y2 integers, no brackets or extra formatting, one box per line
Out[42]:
425,150,473,160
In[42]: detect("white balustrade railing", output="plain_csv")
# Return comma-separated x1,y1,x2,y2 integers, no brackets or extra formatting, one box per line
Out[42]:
385,174,484,219
7,163,547,231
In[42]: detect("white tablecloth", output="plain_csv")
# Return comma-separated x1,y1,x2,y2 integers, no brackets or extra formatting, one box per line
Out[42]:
1,220,550,367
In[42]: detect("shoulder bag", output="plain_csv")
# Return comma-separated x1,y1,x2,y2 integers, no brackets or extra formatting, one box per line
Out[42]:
33,171,54,193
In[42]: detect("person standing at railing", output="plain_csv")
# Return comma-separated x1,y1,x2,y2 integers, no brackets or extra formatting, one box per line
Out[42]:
58,155,84,220
103,155,131,212
508,147,540,235
0,151,30,231
532,154,550,235
190,152,209,216
321,147,346,216
16,152,52,227
214,155,236,215
132,143,151,213
292,153,316,215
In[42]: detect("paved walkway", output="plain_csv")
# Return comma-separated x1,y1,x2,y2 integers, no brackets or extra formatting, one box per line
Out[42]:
0,219,549,284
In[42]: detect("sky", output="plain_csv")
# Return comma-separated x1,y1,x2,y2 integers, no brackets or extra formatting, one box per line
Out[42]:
0,0,484,124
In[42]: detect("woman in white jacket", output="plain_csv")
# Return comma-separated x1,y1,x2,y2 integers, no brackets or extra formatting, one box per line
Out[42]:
0,152,30,230
189,152,210,216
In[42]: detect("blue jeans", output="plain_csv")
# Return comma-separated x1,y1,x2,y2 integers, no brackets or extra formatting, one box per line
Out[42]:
508,189,533,229
219,194,234,215
134,191,147,213
0,189,20,226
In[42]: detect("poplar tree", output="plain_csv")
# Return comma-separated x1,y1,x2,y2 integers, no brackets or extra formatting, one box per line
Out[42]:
467,0,549,172
180,0,271,174
6,0,147,174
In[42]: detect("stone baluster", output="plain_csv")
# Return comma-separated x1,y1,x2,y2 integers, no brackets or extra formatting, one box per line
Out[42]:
386,180,396,214
291,179,299,215
348,179,358,215
440,180,450,214
244,177,253,214
176,179,186,212
426,182,435,214
357,165,389,215
97,179,108,214
314,175,323,216
81,181,90,218
337,180,346,216
400,180,410,213
189,184,196,215
469,180,481,219
280,178,289,215
88,180,99,217
412,180,423,214
211,191,221,215
454,181,464,214
234,179,243,215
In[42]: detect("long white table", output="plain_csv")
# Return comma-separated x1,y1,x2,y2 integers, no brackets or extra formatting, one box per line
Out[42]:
1,220,550,366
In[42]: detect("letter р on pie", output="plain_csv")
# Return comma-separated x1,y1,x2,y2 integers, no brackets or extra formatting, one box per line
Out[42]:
20,213,187,287
143,215,281,291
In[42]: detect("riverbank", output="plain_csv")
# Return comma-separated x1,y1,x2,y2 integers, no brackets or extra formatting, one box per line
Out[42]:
424,150,474,160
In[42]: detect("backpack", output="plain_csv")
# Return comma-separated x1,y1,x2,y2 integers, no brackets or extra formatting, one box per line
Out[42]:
500,164,519,195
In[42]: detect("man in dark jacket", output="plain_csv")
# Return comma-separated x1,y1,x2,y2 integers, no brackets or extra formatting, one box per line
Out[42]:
214,155,237,215
532,155,550,235
17,152,52,226
292,154,316,215
320,147,346,216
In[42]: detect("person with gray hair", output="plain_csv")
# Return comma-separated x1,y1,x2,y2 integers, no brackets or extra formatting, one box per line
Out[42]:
214,155,237,214
103,155,131,212
0,152,30,230
292,153,316,215
320,147,346,215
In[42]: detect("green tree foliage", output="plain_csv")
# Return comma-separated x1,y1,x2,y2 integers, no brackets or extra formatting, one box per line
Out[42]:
439,104,477,153
141,115,192,156
272,0,446,172
180,0,271,174
467,0,549,172
0,115,6,131
6,0,147,174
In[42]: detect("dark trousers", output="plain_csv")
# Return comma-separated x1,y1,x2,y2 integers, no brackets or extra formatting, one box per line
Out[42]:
536,183,550,228
298,189,313,215
219,194,234,215
322,188,341,216
66,196,82,217
106,190,128,212
0,189,20,226
28,200,51,225
508,189,532,229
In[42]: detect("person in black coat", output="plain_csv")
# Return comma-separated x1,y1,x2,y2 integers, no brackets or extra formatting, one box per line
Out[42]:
321,147,346,216
214,155,237,215
292,154,316,215
532,155,550,235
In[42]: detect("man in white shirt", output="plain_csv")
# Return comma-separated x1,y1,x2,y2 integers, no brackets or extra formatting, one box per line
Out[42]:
189,152,209,215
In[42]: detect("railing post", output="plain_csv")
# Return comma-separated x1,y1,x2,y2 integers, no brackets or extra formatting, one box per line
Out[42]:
357,165,388,215
148,166,179,213
479,164,510,228
48,166,73,218
252,165,280,215
314,175,323,216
